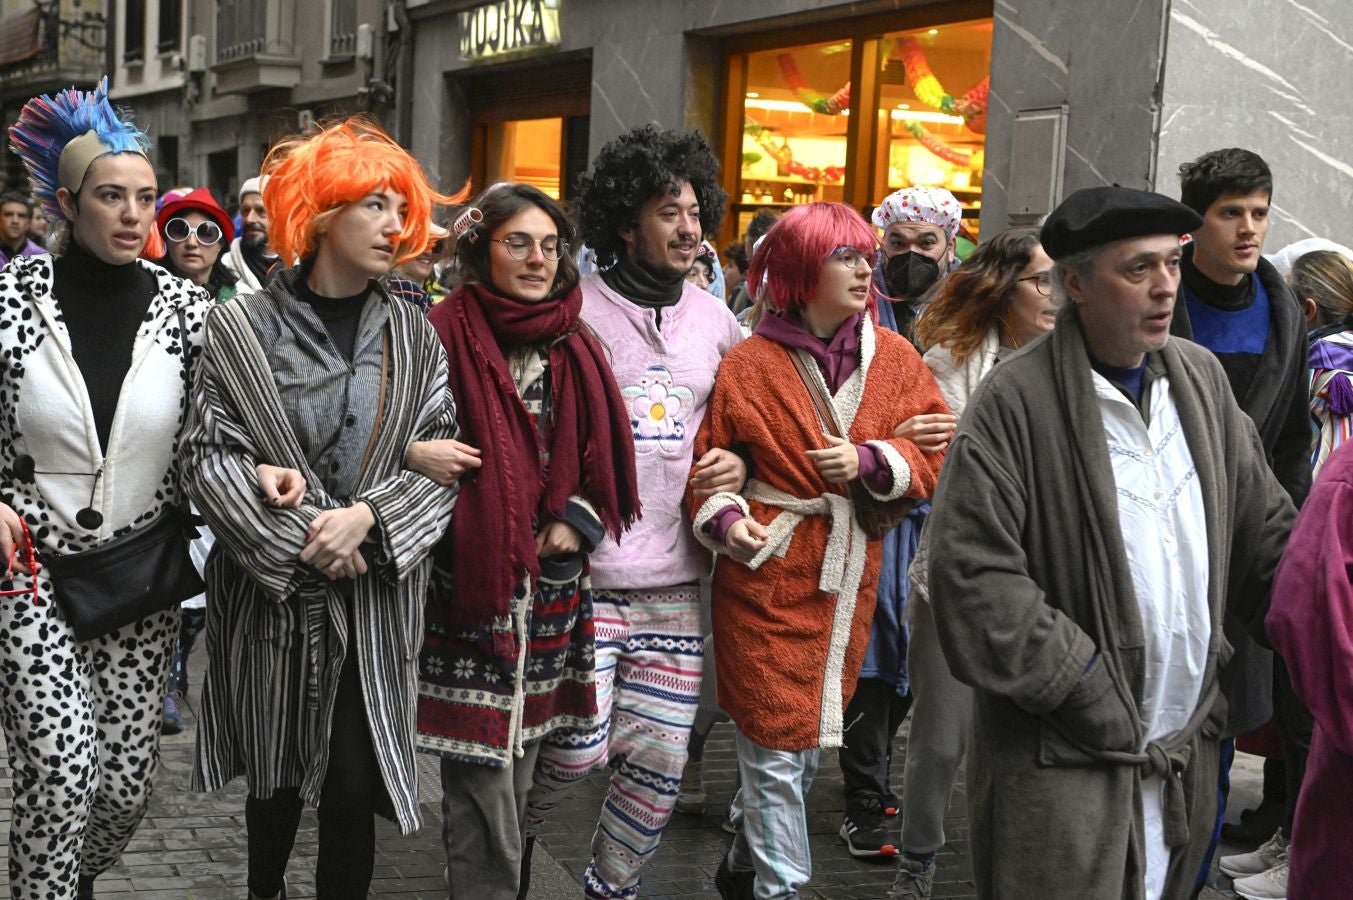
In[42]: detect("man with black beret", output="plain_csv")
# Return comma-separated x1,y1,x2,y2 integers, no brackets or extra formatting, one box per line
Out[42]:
921,186,1295,900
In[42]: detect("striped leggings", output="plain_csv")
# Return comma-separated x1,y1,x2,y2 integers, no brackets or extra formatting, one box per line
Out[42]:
526,585,703,900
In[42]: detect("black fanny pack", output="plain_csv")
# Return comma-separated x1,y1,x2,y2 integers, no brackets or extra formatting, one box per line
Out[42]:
42,508,204,641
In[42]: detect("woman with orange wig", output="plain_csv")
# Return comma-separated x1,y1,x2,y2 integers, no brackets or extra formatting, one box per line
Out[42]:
685,202,949,899
181,117,462,899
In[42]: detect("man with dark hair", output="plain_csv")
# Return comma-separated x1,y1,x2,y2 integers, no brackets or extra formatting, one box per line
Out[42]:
0,193,44,267
1172,148,1311,899
727,208,780,316
523,125,745,900
926,185,1294,900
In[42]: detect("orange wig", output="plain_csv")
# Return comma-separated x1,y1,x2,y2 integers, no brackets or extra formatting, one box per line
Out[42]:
260,117,460,265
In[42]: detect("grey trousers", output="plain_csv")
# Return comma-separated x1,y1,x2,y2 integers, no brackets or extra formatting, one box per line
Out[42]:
900,599,972,855
441,743,542,900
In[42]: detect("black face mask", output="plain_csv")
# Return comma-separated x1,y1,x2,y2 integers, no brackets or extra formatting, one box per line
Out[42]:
884,251,942,299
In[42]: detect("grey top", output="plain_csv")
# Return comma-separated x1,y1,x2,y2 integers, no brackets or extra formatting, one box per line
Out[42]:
260,283,388,500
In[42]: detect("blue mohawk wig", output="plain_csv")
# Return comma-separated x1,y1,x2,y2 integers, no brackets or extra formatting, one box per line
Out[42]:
8,76,151,222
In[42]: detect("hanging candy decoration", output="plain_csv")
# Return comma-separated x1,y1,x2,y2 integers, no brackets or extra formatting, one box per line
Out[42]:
902,120,972,166
892,37,989,132
771,39,989,165
953,78,989,134
777,54,851,115
744,120,845,184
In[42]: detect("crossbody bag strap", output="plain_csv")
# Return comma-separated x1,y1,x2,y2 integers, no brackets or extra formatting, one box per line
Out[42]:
356,327,390,481
786,348,842,439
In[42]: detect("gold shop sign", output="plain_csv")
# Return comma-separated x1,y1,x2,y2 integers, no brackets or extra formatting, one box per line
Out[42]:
459,0,561,61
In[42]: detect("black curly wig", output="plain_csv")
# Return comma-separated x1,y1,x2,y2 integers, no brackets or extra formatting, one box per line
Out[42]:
575,125,728,268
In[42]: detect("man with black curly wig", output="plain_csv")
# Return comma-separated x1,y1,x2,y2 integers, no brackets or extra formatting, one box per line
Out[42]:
523,125,746,900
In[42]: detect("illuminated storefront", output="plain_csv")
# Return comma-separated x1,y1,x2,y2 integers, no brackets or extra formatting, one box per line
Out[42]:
410,1,997,239
721,12,992,244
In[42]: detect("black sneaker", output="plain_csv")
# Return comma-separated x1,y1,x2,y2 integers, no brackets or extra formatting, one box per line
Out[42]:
883,793,901,817
715,854,756,900
839,797,899,859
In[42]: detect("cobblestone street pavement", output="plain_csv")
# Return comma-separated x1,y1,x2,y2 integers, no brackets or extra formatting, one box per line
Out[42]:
0,669,1252,899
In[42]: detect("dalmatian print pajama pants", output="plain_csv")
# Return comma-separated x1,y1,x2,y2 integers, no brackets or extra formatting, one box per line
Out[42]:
0,590,177,897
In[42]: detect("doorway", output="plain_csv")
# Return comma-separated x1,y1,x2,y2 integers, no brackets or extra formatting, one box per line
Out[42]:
464,56,591,202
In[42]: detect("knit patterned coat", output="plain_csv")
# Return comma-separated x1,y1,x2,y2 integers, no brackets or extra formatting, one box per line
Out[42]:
689,315,947,750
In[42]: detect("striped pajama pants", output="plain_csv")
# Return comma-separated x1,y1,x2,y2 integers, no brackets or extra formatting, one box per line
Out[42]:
526,584,703,900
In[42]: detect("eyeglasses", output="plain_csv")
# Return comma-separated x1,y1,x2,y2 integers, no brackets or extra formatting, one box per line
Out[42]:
828,246,878,269
428,239,446,256
164,217,223,245
491,235,567,261
1018,271,1054,296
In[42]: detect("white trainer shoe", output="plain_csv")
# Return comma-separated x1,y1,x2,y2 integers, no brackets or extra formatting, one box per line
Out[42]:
1219,829,1288,878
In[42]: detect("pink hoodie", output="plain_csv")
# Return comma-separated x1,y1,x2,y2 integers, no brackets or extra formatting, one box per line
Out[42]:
580,273,743,590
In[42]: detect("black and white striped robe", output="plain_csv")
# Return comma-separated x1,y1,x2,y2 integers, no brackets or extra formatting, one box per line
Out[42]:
181,278,458,833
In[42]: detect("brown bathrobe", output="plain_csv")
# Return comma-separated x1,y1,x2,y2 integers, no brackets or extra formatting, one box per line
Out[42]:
926,309,1294,900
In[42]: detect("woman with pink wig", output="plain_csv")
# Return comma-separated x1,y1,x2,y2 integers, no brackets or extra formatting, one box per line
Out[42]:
686,202,949,899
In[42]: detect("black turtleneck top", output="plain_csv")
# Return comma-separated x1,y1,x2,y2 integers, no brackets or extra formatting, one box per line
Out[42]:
296,274,371,364
52,240,157,454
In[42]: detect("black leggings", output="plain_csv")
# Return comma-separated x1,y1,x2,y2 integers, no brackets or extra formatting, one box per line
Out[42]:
247,640,383,899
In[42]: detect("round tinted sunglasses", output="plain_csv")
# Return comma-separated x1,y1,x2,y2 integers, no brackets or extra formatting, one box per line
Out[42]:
164,217,223,245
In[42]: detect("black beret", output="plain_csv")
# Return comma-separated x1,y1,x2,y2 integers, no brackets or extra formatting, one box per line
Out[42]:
1040,186,1203,260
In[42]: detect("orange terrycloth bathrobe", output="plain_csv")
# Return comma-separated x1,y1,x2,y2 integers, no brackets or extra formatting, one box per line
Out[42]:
688,315,947,751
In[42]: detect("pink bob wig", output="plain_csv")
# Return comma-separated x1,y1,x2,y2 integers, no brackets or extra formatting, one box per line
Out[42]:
260,116,462,265
746,202,880,313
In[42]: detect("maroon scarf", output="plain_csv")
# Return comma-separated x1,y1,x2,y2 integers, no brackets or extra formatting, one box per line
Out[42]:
428,282,640,658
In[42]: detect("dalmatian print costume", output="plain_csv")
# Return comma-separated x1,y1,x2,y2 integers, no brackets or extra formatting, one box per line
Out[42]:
0,252,208,896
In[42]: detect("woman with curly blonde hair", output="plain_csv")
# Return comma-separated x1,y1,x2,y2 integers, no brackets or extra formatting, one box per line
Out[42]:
182,117,461,899
892,226,1057,899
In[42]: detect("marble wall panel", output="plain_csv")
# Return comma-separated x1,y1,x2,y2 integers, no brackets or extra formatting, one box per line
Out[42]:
1154,0,1353,250
980,0,1169,234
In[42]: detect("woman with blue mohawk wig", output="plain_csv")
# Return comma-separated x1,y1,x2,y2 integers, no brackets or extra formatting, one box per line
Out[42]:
0,78,216,898
180,116,462,899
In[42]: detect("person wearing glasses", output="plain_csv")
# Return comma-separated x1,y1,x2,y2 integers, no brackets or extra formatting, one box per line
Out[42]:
181,118,460,900
887,227,1057,898
157,188,240,304
405,182,641,900
688,202,947,900
0,81,212,898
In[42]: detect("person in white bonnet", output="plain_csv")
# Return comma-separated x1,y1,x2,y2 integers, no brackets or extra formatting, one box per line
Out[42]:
870,186,963,344
220,175,280,291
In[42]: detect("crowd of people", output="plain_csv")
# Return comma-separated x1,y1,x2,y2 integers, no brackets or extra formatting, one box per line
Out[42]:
0,75,1349,900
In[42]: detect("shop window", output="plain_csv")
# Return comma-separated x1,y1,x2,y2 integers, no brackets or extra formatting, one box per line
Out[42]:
724,13,992,242
735,39,853,238
875,22,992,236
483,118,564,199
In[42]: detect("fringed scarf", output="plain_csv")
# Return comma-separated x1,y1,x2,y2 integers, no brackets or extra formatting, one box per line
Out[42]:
428,282,640,664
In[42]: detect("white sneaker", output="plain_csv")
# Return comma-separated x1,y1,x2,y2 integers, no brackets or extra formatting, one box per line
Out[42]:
1219,829,1288,878
1233,861,1288,900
